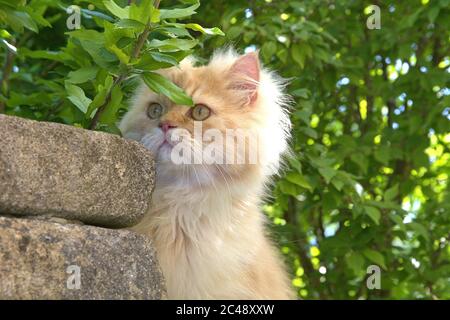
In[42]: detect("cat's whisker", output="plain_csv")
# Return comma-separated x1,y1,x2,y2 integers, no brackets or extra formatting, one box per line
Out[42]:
192,164,204,197
214,164,233,197
200,163,219,194
189,138,230,196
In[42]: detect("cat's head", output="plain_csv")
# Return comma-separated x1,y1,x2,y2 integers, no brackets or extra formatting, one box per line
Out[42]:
119,49,290,188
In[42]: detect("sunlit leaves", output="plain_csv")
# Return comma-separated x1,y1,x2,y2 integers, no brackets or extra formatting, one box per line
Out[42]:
103,0,129,20
190,0,450,300
181,23,224,36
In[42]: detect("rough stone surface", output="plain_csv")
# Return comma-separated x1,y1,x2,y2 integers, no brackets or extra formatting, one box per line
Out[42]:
0,216,166,299
0,114,155,228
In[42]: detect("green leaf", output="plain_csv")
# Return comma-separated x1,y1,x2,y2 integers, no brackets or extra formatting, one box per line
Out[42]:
364,206,381,225
103,0,129,19
350,153,368,174
291,43,306,69
81,8,115,22
150,52,179,66
160,3,200,20
135,50,192,70
408,222,430,242
0,1,18,9
292,88,311,99
67,67,99,84
99,85,123,125
150,8,161,23
331,179,344,191
107,44,129,64
156,25,192,38
24,7,51,28
363,249,387,270
148,38,198,52
86,76,114,118
184,23,224,35
65,83,92,114
364,200,403,211
67,30,104,42
346,252,365,274
261,41,277,62
19,48,71,63
428,6,440,23
226,26,242,40
318,167,337,184
2,8,38,33
278,180,298,197
129,0,152,23
285,172,312,191
300,127,318,139
135,53,176,70
77,39,118,69
374,146,391,165
384,184,399,202
389,213,405,230
288,157,302,173
115,19,146,30
142,72,193,106
104,22,135,47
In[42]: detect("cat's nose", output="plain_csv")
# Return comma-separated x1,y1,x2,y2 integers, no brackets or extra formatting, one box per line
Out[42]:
159,121,177,133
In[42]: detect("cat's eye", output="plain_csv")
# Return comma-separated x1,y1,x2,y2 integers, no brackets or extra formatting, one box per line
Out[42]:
189,104,211,121
147,103,165,119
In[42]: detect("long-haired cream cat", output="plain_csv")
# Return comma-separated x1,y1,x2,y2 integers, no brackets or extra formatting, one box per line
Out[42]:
119,49,294,299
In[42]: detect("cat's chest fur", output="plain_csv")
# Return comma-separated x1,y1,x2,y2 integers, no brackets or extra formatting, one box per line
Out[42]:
132,185,265,299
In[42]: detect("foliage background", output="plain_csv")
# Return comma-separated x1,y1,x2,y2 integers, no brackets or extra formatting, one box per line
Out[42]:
1,0,449,299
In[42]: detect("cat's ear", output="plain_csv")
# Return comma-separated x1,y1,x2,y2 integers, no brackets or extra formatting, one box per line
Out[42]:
228,52,260,106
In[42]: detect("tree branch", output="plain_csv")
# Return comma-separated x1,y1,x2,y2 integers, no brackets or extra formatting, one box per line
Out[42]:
88,74,125,129
88,0,161,129
132,24,152,59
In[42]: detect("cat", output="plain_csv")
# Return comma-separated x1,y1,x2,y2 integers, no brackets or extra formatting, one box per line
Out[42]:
119,49,294,299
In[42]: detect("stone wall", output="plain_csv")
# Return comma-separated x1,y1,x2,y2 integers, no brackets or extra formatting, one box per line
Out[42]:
0,115,166,299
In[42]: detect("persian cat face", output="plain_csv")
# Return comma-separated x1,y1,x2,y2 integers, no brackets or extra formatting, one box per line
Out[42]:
119,50,290,188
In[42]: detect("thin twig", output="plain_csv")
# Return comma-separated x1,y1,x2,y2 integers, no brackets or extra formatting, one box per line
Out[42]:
88,74,125,129
132,24,152,59
132,0,160,58
40,60,59,77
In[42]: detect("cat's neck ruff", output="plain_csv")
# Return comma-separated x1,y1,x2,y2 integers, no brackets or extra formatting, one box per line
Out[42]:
147,163,266,243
